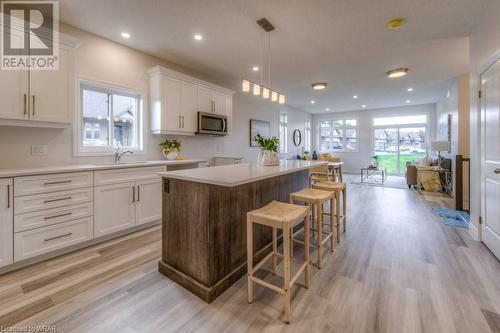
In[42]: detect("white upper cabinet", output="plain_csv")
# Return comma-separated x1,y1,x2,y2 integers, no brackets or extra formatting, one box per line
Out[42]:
29,42,75,123
0,31,79,127
148,66,234,135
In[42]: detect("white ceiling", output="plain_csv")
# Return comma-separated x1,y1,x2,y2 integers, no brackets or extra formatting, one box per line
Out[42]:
58,0,483,113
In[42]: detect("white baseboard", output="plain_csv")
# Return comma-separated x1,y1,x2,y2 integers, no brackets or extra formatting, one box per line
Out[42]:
468,222,480,241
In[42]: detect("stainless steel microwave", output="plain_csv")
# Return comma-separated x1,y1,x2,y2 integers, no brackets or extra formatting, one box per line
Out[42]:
197,112,228,136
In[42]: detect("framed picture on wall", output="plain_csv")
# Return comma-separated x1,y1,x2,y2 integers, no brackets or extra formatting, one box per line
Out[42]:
249,119,271,147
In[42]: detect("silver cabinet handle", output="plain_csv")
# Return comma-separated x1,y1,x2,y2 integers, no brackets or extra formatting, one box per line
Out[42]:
181,116,184,128
44,212,72,220
6,185,10,209
44,180,72,186
132,186,136,203
137,186,140,202
44,196,72,204
44,232,72,242
495,168,500,174
24,94,27,115
32,95,35,116
178,115,181,128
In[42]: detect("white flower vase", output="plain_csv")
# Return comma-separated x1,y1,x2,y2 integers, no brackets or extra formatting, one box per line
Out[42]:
258,150,280,166
164,151,178,160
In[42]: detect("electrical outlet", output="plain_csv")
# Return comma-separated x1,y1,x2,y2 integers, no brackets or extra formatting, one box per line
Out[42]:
31,144,47,156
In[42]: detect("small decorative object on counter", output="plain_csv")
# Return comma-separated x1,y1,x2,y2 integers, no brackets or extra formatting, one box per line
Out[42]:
254,134,280,166
312,150,318,160
160,138,182,160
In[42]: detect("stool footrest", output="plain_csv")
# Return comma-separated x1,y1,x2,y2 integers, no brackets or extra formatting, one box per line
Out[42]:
251,276,285,295
290,261,308,286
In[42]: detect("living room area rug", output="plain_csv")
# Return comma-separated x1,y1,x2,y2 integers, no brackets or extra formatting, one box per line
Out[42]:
346,173,409,190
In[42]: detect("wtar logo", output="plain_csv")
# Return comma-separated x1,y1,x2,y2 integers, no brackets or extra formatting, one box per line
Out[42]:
1,0,59,70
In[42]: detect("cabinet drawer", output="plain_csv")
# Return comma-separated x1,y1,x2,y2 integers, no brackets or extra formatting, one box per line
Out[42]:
14,188,93,215
94,166,165,186
14,172,93,197
14,202,93,232
14,217,93,262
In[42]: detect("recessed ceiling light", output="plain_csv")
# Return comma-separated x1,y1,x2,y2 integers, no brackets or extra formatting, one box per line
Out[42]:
325,108,330,111
353,95,358,99
362,104,367,108
310,100,316,104
312,82,327,90
252,66,259,71
406,100,411,104
121,32,130,39
386,18,406,30
407,87,414,92
193,34,203,41
386,68,409,79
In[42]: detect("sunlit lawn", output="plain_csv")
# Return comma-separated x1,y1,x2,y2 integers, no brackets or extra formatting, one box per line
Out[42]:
374,152,426,174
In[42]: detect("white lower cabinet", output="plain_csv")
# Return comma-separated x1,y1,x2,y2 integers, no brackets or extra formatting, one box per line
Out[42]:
94,167,164,237
0,179,13,268
94,182,136,237
14,217,93,261
135,178,162,225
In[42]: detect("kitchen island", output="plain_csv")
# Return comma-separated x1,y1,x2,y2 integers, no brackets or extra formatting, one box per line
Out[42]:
158,160,326,302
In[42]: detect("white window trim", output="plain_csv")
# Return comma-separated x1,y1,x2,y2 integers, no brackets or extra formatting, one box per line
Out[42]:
279,112,288,153
74,79,146,157
318,118,359,153
304,118,311,151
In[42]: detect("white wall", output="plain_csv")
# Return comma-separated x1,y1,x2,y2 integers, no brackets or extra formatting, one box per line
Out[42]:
468,0,500,239
312,104,437,173
0,24,310,169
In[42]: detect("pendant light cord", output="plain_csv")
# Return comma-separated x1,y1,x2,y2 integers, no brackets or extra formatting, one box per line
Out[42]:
260,29,264,85
268,32,271,86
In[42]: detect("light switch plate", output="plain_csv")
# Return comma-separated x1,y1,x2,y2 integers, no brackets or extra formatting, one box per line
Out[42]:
31,144,47,156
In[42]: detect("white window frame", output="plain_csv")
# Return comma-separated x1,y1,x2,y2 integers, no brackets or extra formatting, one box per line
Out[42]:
279,112,288,153
304,118,311,151
74,79,145,157
318,118,359,153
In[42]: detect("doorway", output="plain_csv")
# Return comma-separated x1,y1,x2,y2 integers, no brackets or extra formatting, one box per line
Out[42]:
373,115,428,175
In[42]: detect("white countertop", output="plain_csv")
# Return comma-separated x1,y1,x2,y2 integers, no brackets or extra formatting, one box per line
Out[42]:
159,160,327,187
0,159,207,178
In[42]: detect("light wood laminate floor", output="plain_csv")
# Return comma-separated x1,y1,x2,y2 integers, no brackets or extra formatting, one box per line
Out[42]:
0,184,499,332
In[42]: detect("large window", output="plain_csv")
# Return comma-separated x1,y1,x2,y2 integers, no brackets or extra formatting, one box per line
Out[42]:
304,118,311,151
279,113,288,153
319,119,357,152
373,115,428,174
77,81,143,155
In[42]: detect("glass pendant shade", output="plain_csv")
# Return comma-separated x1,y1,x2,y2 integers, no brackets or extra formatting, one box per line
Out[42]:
242,79,250,92
279,94,285,104
253,84,261,95
262,87,270,99
271,91,278,101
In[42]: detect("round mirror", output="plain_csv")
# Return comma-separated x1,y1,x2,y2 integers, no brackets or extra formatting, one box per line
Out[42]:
293,129,302,146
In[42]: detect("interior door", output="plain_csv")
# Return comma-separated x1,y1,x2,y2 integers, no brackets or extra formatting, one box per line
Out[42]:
0,179,13,268
29,42,74,123
94,182,136,237
481,56,500,259
135,179,162,225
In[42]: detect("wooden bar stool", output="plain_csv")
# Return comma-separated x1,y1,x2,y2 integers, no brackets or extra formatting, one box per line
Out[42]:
312,181,347,243
289,188,334,268
247,200,310,323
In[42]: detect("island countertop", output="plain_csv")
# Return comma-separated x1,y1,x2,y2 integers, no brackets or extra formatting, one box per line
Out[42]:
158,159,327,187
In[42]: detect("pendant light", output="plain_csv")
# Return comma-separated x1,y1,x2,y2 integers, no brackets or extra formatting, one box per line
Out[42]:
241,18,285,105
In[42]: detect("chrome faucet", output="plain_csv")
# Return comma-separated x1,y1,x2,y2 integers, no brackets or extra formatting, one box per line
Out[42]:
114,147,134,163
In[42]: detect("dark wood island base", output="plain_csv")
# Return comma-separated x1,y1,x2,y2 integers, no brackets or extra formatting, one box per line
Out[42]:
159,169,309,303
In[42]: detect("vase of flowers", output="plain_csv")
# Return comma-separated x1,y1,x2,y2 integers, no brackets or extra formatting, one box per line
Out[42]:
370,155,380,168
160,138,181,160
254,134,280,166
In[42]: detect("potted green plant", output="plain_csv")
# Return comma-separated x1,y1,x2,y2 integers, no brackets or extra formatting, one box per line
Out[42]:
371,155,380,168
159,138,181,160
254,134,280,166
